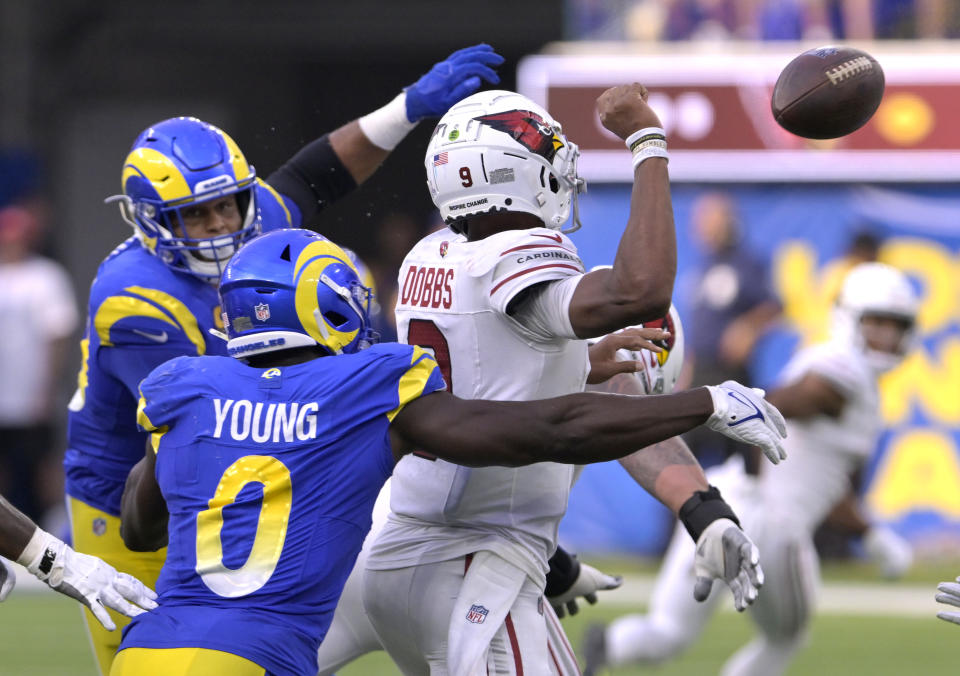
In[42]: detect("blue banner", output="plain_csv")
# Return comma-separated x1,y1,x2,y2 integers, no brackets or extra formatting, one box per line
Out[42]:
561,183,960,555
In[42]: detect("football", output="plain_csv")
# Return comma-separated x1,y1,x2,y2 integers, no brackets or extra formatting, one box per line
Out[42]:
771,46,885,139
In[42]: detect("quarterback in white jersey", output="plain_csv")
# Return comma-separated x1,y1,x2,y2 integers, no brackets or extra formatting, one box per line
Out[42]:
586,262,919,676
360,86,784,676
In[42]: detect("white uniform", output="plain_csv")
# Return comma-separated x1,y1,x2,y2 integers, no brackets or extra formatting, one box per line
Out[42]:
605,340,879,676
317,478,582,676
363,226,589,675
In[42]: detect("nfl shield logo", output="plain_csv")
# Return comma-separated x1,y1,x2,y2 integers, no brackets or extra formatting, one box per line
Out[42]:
439,241,449,257
466,604,489,624
254,303,271,321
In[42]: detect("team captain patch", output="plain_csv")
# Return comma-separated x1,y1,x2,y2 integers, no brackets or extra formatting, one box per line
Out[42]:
466,604,489,624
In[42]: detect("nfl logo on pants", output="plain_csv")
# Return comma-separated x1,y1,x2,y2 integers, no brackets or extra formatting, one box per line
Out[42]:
466,604,489,624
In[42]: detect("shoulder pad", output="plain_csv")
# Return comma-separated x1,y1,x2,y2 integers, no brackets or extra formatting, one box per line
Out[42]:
466,227,580,278
256,179,298,230
92,285,206,355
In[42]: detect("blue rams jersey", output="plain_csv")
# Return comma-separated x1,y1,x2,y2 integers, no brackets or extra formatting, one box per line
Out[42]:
119,344,444,676
64,181,298,515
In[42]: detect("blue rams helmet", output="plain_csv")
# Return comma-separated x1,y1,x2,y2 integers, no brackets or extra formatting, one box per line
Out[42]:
109,117,261,281
219,229,378,358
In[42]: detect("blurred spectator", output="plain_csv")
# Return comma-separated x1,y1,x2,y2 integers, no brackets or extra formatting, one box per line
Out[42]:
566,0,960,41
0,155,78,523
681,191,780,466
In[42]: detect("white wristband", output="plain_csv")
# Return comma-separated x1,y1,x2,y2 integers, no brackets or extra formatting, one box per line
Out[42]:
358,92,417,151
632,146,669,169
624,127,666,152
625,127,668,169
16,527,62,580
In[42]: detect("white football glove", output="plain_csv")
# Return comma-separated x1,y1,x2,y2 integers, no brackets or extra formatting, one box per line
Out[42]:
863,526,913,580
693,518,764,612
548,561,623,618
17,528,158,630
706,381,787,464
935,577,960,626
0,557,16,601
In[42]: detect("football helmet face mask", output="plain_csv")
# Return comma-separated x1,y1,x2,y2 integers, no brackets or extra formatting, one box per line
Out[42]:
832,262,918,373
219,229,378,359
425,90,586,235
108,117,261,282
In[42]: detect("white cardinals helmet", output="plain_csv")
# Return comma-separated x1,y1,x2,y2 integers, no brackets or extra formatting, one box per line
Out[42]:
424,90,586,234
832,262,918,373
588,303,685,395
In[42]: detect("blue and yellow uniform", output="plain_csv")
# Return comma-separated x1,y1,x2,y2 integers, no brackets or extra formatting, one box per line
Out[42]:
111,344,444,676
65,117,357,674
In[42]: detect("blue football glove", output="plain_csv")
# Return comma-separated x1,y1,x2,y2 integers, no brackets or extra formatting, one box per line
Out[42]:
405,44,504,122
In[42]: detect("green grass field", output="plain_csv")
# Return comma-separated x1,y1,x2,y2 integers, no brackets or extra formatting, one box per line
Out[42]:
1,561,956,676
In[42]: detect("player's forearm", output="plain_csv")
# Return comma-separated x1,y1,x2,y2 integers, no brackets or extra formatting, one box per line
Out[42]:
330,120,392,184
609,158,676,316
618,436,709,514
569,159,676,337
0,495,39,560
424,388,712,467
120,456,168,552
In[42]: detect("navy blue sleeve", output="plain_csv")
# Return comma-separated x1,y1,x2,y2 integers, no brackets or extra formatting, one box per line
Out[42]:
266,135,357,226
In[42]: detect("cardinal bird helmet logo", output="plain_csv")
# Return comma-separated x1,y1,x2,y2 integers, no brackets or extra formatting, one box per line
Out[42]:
473,110,565,162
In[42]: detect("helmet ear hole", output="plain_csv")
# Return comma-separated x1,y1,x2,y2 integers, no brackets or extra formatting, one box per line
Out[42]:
549,175,560,193
323,310,349,328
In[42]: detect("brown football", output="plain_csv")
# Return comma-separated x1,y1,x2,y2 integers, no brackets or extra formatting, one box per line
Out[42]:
771,46,885,139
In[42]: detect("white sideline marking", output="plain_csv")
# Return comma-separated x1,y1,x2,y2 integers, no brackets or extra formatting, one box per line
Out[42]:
607,575,940,618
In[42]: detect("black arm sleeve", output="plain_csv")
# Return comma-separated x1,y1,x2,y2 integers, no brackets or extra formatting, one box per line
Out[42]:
545,545,582,597
266,135,357,226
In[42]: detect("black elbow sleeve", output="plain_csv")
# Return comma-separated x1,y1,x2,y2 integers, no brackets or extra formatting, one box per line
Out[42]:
266,135,357,225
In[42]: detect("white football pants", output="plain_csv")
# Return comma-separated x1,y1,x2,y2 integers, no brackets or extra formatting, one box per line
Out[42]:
317,478,580,676
362,551,550,676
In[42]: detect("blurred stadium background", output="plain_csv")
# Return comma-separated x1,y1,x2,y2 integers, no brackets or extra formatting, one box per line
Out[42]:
0,0,957,674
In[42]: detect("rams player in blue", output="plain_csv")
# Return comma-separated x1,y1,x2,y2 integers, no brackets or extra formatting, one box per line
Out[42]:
62,44,504,673
114,229,787,676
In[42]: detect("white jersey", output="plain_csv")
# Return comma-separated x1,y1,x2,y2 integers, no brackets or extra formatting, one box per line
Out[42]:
367,226,590,586
759,340,880,531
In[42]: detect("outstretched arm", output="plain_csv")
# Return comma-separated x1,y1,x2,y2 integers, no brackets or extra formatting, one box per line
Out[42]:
391,381,785,468
0,493,157,628
568,84,676,337
269,44,503,220
391,388,710,467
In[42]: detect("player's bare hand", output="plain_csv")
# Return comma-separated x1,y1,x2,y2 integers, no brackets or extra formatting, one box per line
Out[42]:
597,84,662,140
587,327,670,385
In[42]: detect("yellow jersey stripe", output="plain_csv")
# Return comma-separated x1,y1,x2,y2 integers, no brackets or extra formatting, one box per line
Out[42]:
72,337,91,411
257,179,293,226
94,296,179,347
136,394,167,454
127,286,206,355
386,346,440,422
